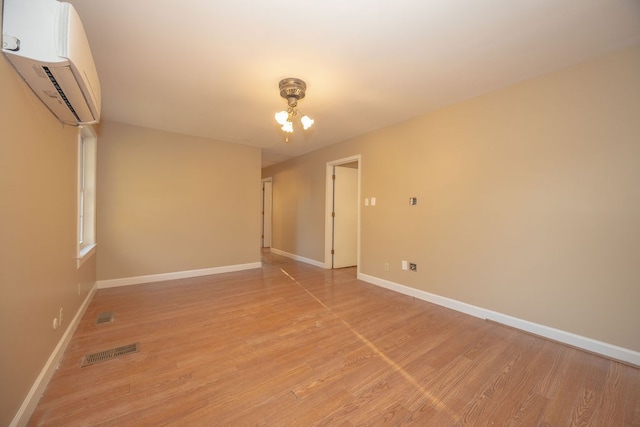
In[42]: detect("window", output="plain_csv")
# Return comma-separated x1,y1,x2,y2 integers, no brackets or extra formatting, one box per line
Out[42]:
77,125,97,267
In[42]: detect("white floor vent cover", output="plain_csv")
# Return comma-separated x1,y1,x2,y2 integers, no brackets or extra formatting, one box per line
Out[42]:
81,343,139,367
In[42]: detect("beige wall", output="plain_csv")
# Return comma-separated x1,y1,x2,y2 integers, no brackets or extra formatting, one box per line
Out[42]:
263,45,640,352
0,52,97,423
96,122,262,281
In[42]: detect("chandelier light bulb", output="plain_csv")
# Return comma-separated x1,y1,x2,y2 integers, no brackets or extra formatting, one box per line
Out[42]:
281,121,294,133
301,115,314,130
275,111,289,125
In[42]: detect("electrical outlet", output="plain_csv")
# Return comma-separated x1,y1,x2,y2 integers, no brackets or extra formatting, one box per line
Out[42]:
53,317,59,330
384,262,389,271
59,308,64,325
409,263,417,272
402,260,408,270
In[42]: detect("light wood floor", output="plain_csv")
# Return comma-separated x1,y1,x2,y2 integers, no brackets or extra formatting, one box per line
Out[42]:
29,251,640,426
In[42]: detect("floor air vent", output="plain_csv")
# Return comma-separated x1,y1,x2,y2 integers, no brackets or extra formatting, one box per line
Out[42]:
96,312,114,325
81,343,139,367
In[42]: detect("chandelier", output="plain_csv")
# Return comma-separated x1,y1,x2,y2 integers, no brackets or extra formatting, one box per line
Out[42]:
274,78,314,140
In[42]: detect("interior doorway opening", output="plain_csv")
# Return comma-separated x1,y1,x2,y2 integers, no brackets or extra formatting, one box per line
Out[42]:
262,178,272,248
325,155,361,271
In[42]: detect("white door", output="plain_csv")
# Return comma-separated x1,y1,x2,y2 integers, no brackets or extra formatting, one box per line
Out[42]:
262,180,272,248
332,166,358,268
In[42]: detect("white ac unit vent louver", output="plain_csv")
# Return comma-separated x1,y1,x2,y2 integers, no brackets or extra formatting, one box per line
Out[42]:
2,0,101,125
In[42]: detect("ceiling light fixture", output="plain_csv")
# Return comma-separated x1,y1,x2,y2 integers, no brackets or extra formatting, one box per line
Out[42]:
274,77,314,142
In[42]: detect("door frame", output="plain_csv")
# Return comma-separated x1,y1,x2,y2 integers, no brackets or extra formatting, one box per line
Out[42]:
261,177,272,248
324,155,361,272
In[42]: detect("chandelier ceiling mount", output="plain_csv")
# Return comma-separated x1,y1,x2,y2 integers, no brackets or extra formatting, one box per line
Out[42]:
279,77,306,106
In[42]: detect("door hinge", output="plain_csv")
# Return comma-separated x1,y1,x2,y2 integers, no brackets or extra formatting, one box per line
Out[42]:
331,249,335,255
332,212,335,217
332,174,336,180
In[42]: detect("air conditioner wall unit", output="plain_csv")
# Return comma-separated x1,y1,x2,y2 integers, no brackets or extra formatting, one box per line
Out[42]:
2,0,101,125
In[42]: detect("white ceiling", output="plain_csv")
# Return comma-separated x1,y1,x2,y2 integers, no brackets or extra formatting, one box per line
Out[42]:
67,0,640,167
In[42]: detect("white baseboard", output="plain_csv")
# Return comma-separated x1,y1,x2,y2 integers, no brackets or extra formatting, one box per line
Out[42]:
96,262,262,289
358,273,640,367
11,282,98,427
269,248,328,269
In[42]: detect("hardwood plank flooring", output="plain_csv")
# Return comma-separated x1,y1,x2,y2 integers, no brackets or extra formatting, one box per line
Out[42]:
28,251,640,426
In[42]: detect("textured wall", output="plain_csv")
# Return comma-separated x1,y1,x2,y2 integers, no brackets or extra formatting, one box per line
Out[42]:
263,45,640,352
96,122,262,281
0,51,97,424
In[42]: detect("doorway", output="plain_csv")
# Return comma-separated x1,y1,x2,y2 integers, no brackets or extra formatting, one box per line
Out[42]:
325,155,361,270
262,178,272,248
